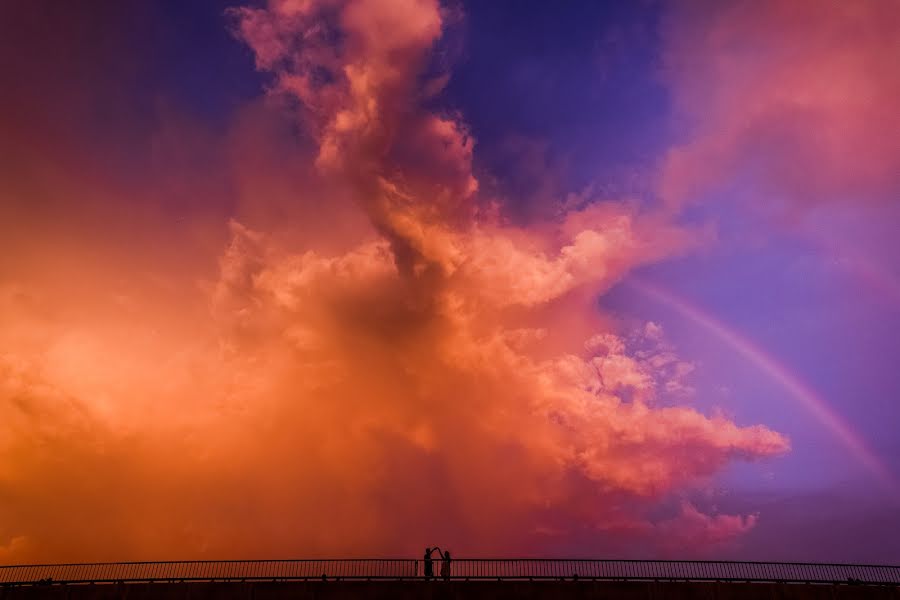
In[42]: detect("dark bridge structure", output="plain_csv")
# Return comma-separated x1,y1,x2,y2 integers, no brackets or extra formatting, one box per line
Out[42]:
2,559,899,585
2,560,898,600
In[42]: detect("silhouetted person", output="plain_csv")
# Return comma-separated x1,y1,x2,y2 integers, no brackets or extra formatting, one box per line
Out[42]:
439,549,451,580
423,547,435,580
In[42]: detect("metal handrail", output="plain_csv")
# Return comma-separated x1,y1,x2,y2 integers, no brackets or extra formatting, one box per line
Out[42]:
1,559,897,586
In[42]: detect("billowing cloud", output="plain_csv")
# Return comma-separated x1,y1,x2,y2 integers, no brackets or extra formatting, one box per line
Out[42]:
660,0,900,210
229,0,477,274
656,503,759,553
0,0,789,563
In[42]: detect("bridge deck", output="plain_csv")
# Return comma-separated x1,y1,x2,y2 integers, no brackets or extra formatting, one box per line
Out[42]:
1,580,898,600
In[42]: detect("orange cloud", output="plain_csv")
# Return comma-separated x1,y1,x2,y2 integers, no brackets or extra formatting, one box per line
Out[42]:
229,0,476,272
0,0,788,563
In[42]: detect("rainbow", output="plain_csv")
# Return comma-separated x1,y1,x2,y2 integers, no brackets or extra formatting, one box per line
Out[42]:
626,277,900,500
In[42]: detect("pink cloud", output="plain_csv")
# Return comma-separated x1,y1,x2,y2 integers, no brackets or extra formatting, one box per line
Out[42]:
660,0,900,210
656,502,759,554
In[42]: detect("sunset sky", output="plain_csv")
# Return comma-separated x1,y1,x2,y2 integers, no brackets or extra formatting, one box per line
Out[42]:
1,0,899,564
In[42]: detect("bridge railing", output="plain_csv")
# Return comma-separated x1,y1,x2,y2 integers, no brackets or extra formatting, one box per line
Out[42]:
429,560,900,584
0,559,897,585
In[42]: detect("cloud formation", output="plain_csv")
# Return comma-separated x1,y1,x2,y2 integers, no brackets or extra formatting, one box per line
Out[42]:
0,0,789,562
660,0,900,211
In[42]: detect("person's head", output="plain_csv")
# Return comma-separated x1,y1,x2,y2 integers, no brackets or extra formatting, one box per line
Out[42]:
444,550,451,558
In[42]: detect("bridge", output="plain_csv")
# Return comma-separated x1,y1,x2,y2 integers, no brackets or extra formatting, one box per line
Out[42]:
2,559,898,585
2,560,897,600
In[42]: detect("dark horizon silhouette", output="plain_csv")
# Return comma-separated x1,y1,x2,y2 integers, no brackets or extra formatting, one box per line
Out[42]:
1,0,898,567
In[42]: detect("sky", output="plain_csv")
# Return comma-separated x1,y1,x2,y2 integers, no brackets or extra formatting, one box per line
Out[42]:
0,0,898,564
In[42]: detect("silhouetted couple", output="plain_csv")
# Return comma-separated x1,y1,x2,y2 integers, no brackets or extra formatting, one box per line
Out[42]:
423,547,451,580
